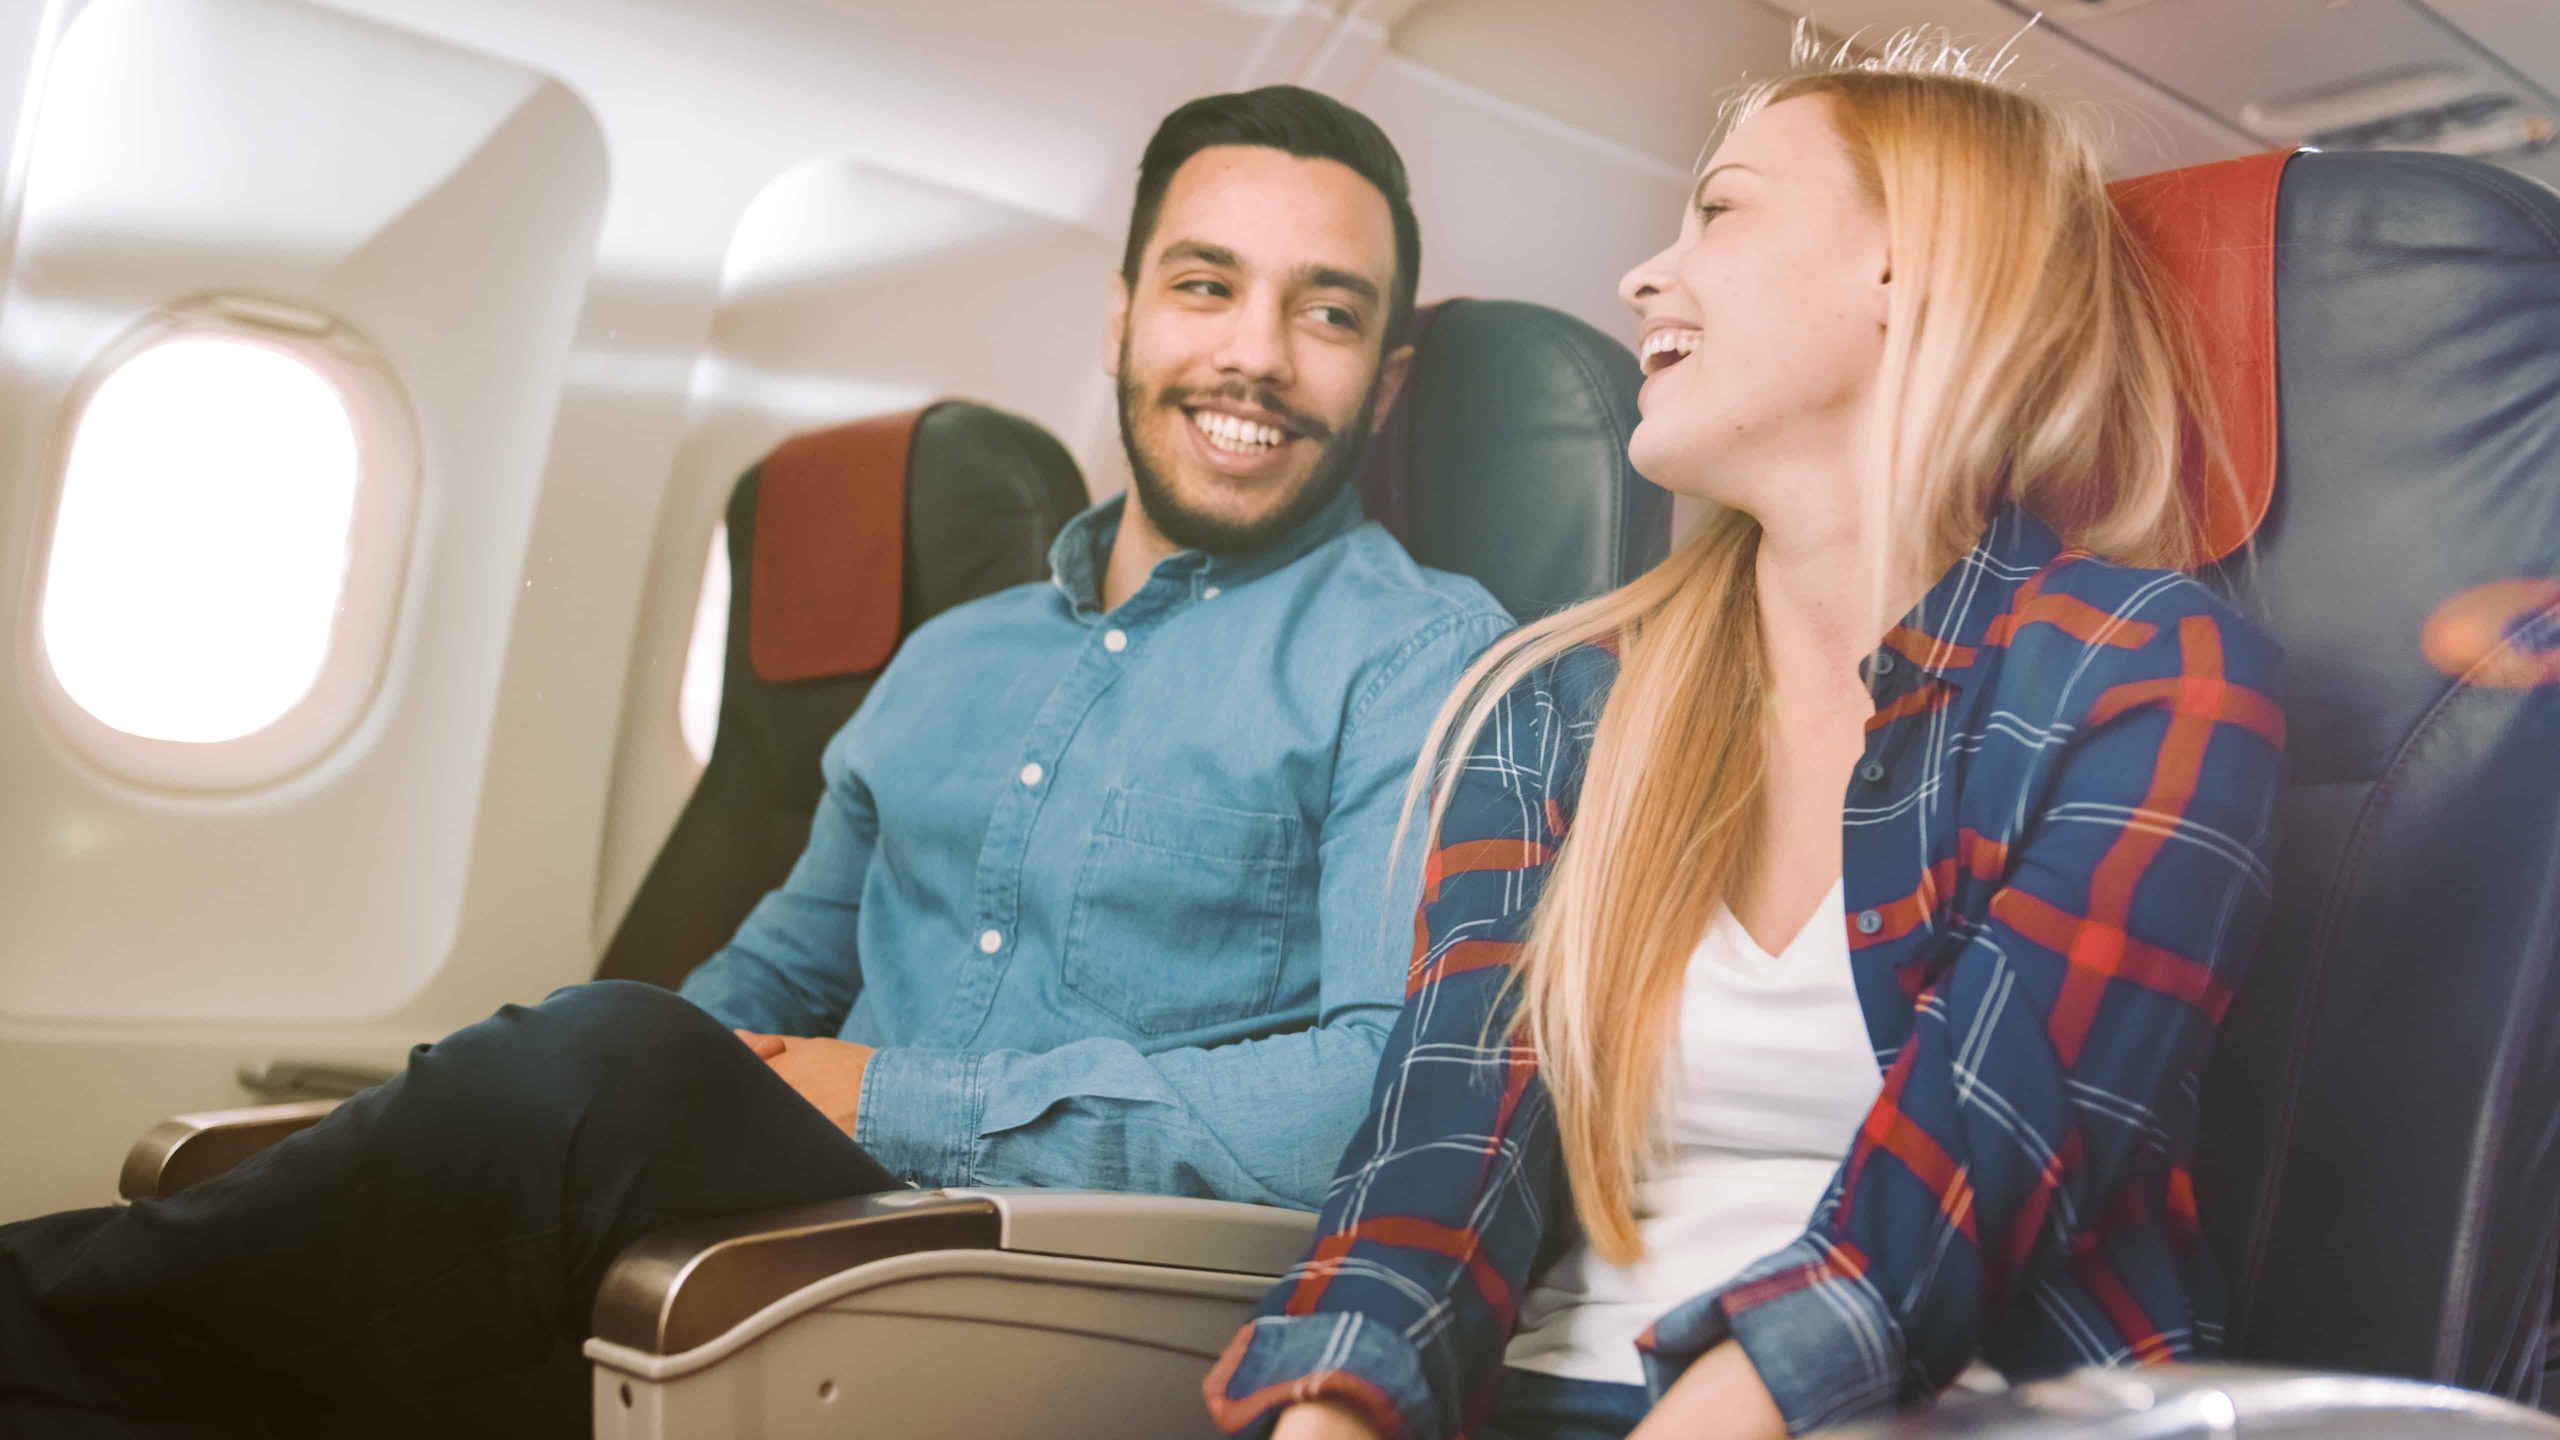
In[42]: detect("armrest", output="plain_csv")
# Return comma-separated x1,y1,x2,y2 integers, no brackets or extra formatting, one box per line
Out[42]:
236,1058,398,1100
1829,1363,2560,1438
591,1187,1316,1356
119,1099,343,1201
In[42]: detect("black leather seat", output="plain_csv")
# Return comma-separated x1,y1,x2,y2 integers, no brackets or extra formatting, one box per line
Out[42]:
1358,297,1668,619
599,401,1087,990
2172,149,2560,1405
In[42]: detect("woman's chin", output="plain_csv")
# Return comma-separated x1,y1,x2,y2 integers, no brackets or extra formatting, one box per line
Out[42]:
1626,426,1720,504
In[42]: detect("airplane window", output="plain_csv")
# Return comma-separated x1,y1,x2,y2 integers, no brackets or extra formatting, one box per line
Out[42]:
679,524,729,766
42,335,360,743
33,303,417,792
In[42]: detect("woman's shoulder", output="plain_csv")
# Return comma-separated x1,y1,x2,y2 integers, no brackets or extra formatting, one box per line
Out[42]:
1484,638,1622,720
1996,546,2285,701
1435,640,1623,814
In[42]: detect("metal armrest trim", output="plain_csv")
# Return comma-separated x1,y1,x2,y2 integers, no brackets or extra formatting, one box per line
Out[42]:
952,1187,1318,1276
118,1099,344,1202
585,1249,1272,1381
591,1191,1003,1355
589,1188,1317,1360
1829,1364,2560,1437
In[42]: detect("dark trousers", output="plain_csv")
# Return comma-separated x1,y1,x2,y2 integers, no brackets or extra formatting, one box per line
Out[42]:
0,981,899,1438
1480,1366,1653,1440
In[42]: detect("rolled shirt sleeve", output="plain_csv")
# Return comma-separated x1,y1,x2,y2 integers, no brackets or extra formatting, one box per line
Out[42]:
1208,650,1614,1440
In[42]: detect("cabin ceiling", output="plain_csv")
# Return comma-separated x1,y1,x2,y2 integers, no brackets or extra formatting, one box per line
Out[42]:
1372,0,2560,187
1387,0,1799,169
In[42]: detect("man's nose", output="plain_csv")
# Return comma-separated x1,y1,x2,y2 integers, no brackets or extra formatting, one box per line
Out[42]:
1210,298,1293,389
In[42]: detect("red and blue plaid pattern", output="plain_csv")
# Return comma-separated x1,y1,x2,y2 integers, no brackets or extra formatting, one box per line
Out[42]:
1205,506,2287,1438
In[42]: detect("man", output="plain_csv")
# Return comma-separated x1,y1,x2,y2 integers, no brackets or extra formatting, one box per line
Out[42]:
0,86,1509,1432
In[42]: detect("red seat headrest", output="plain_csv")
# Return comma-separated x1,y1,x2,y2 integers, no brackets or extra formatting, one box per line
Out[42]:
2108,149,2296,563
747,408,925,684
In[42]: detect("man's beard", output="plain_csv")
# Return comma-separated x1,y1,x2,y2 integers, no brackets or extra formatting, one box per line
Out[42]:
1116,350,1383,558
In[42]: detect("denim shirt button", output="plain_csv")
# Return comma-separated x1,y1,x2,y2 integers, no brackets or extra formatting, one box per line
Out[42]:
1859,759,1888,784
1202,586,1221,600
1856,909,1884,935
1103,629,1129,653
1018,762,1044,787
978,928,1004,954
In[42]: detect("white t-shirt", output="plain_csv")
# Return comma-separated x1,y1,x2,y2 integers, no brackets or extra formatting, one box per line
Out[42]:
1503,878,1883,1385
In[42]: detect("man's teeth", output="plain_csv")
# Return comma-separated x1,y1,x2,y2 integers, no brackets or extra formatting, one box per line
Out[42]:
1640,328,1704,373
1192,409,1288,453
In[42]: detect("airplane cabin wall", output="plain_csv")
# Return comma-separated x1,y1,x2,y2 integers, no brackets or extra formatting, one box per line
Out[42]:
0,0,611,1214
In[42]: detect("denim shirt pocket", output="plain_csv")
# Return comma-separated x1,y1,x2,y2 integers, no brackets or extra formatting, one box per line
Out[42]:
1063,786,1303,1036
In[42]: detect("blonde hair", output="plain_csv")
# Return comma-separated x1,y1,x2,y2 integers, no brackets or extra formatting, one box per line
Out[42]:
1398,24,2224,1262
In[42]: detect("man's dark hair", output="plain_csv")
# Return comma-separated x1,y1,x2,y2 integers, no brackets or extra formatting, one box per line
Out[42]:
1122,85,1422,348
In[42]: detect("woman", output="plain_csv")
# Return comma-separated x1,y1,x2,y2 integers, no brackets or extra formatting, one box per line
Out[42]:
1203,27,2287,1440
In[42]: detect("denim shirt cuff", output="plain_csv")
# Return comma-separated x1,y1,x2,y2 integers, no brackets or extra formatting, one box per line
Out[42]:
1636,1235,1904,1436
1203,1312,1443,1440
853,1047,985,1187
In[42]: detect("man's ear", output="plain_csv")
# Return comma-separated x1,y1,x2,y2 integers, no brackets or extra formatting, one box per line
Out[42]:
1367,342,1416,436
1103,271,1131,377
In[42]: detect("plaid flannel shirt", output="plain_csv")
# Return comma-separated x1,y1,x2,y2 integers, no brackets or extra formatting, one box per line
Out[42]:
1205,505,2287,1438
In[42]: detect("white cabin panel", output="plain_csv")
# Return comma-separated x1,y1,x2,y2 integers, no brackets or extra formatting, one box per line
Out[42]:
0,0,602,1215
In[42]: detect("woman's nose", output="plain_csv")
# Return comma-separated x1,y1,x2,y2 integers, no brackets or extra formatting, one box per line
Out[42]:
1618,248,1674,311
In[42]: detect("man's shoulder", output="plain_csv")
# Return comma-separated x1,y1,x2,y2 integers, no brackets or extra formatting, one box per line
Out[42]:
888,577,1064,659
1304,519,1511,634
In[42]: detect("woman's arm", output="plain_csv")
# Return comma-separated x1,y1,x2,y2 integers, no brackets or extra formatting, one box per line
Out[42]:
1271,1400,1388,1440
1626,1342,1786,1440
1203,649,1614,1440
1641,602,2287,1432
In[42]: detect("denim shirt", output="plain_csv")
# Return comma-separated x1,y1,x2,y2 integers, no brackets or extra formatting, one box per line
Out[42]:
679,485,1512,1209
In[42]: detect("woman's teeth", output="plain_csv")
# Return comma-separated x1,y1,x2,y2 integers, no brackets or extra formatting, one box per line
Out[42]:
1191,409,1288,453
1640,328,1703,374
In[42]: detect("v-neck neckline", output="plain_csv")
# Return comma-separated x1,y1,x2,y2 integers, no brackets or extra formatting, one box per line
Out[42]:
1717,877,1846,965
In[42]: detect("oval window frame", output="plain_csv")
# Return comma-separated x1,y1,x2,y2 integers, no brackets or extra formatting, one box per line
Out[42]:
24,296,421,793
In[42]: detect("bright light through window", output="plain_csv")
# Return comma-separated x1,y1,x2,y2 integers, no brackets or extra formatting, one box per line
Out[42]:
42,336,361,743
679,524,730,765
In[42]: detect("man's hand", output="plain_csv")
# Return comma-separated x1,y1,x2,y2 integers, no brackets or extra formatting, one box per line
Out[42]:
734,1029,873,1136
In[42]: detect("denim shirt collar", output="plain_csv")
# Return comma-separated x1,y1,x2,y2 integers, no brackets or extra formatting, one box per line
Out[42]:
1865,503,2066,699
1047,484,1368,618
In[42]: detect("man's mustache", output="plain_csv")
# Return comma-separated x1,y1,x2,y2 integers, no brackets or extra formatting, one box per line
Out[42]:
1154,382,1335,445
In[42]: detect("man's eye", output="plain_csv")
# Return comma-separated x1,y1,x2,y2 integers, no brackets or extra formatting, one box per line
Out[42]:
1175,278,1230,298
1312,305,1359,331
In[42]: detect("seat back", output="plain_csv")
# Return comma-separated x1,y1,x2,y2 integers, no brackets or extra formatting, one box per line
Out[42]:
2140,149,2560,1400
1360,298,1670,617
599,402,1086,989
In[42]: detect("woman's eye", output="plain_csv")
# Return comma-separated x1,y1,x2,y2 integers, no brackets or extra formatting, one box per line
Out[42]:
1696,201,1731,226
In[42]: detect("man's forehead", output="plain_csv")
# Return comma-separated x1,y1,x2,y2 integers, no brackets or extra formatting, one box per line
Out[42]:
1149,144,1395,281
